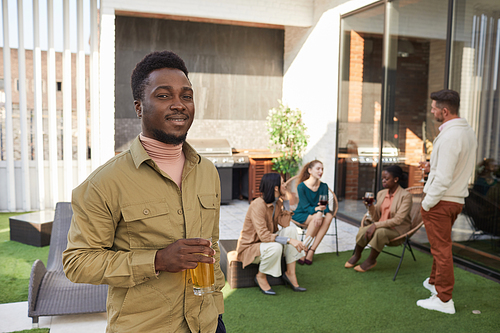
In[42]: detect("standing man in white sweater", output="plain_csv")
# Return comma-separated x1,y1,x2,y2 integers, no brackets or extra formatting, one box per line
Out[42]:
416,89,477,314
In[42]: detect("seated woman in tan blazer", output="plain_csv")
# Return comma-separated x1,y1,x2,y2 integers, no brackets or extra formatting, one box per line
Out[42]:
236,173,308,295
345,165,412,272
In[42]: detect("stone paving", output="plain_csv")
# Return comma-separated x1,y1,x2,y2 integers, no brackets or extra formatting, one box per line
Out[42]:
219,199,359,254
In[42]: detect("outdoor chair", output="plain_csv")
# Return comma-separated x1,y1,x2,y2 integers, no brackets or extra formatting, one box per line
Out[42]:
284,175,339,255
28,202,108,327
462,189,500,248
360,186,425,281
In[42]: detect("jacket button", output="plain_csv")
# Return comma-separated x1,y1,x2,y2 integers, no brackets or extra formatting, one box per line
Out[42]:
177,209,183,215
188,279,192,284
143,209,150,215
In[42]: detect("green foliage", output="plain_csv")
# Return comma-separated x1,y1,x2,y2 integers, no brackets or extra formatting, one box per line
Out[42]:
0,212,50,304
267,101,309,178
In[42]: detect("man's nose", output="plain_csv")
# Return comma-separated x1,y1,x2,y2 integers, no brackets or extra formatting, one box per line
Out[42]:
170,97,186,110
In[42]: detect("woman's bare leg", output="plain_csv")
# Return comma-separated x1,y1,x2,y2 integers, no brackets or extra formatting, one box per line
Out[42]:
347,244,364,265
285,262,300,287
306,213,333,261
299,215,317,261
304,214,318,240
359,248,380,270
255,271,271,291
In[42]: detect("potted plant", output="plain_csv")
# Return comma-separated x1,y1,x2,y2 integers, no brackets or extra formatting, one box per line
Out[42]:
266,101,309,180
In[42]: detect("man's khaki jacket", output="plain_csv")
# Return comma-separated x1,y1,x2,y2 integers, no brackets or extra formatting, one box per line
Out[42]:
63,136,224,333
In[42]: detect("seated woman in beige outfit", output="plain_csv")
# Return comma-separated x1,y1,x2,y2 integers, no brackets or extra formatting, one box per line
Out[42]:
236,173,308,295
345,165,412,272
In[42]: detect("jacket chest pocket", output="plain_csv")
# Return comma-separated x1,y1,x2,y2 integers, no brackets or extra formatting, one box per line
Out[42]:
121,202,175,249
198,194,218,239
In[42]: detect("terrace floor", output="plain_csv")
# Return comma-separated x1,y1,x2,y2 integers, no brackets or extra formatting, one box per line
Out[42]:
0,199,359,333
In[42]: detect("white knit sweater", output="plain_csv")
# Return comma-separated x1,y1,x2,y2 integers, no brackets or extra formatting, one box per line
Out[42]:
422,118,477,211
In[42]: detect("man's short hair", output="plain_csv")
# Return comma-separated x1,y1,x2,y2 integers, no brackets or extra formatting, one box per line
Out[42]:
131,51,189,101
430,89,460,115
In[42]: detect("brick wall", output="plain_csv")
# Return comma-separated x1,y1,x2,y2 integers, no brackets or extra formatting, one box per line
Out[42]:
344,31,365,199
0,49,91,161
0,49,90,110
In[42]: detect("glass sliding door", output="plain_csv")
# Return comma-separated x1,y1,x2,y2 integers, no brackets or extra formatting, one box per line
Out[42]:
337,4,385,221
450,0,500,272
381,0,449,190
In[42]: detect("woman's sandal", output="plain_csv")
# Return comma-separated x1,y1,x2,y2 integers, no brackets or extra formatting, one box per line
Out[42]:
304,249,315,265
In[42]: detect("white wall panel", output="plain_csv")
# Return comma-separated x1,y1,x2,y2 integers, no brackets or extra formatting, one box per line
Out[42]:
101,0,313,27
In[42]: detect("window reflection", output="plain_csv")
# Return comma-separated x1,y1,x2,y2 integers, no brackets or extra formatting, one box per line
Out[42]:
337,5,385,221
450,0,500,271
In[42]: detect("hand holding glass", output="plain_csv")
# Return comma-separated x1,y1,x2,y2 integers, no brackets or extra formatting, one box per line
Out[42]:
187,238,215,296
319,194,328,217
364,192,375,220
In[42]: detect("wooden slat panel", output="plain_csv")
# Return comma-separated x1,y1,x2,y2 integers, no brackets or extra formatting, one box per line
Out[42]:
248,158,276,202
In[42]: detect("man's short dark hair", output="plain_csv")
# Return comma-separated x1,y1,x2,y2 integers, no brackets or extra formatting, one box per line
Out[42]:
131,51,189,101
430,89,460,115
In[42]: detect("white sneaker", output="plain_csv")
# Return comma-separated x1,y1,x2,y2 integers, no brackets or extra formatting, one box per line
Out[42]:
416,295,455,314
423,277,437,295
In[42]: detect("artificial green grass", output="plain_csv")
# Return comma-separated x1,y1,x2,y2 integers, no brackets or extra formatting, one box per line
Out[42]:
8,329,49,333
222,248,500,332
0,212,50,304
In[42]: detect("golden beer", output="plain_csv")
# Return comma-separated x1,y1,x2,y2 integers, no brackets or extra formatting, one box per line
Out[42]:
189,257,215,296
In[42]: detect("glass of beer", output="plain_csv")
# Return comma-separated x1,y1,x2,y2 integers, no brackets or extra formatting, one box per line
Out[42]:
188,238,215,296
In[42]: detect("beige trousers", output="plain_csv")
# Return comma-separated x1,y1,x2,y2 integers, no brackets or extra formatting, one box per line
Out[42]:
251,225,305,277
356,225,399,253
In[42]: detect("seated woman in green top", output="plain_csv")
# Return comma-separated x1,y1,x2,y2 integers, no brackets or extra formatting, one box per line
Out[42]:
292,160,334,265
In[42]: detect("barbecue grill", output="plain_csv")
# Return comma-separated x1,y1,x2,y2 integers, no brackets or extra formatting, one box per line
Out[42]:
187,138,249,204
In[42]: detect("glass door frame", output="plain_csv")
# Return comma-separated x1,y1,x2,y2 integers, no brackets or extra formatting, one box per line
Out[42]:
337,0,456,197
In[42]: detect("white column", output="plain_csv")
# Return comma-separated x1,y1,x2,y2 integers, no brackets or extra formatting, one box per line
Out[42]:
282,0,379,188
33,0,45,210
17,0,31,211
47,0,59,207
90,0,100,171
76,0,87,183
62,0,73,201
99,8,116,163
2,0,15,211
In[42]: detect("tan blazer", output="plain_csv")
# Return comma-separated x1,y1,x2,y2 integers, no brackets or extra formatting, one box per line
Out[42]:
369,185,412,236
236,197,293,268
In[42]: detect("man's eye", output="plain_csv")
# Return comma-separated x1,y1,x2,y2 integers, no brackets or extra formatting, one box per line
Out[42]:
183,95,193,100
158,94,169,98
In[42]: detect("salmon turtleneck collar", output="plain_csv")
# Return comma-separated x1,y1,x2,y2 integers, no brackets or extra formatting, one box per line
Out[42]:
139,133,185,188
139,133,183,161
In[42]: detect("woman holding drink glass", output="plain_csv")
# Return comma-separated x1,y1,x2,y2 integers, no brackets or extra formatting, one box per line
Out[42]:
345,165,412,272
292,160,334,265
236,173,308,295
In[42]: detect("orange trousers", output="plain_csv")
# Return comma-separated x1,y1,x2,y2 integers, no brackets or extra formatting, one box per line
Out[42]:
421,200,463,302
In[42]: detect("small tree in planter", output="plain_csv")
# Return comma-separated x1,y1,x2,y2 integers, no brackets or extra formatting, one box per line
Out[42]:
266,101,309,180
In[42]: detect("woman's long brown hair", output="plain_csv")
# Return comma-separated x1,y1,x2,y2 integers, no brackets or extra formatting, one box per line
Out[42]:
298,160,323,184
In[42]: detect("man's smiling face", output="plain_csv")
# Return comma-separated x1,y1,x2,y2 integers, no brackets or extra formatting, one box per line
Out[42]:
135,67,195,145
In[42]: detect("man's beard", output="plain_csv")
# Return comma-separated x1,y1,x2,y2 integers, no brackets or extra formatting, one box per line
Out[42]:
151,128,187,145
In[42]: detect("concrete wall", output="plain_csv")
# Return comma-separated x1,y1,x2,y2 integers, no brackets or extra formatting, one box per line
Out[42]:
114,15,284,151
282,0,380,187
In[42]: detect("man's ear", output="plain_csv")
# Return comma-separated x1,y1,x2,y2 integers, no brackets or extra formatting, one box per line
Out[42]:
134,100,142,118
442,107,450,117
